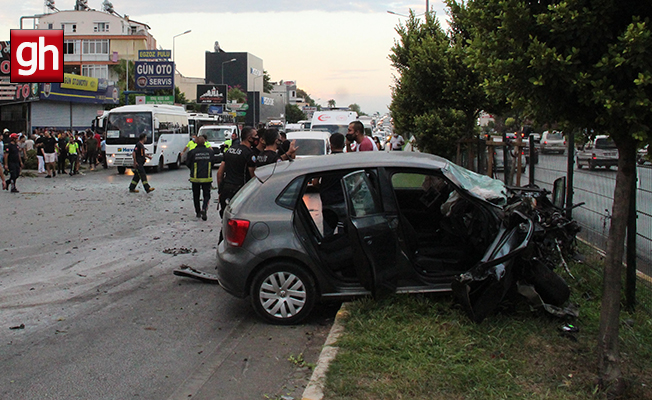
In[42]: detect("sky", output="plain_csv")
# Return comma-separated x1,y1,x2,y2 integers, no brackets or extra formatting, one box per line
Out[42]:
0,0,449,115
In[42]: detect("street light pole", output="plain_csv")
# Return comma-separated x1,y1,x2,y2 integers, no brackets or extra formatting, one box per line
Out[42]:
221,58,237,84
172,29,191,103
253,74,263,127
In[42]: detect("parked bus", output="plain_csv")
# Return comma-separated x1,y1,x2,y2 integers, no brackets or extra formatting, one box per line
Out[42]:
103,104,189,174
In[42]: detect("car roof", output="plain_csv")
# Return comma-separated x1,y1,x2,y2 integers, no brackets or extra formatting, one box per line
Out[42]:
256,151,450,180
286,131,330,140
199,125,236,129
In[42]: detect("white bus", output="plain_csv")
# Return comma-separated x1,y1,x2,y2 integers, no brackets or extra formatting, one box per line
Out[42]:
103,104,189,174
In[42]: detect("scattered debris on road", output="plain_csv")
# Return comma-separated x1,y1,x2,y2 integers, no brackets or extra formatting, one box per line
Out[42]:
162,247,196,255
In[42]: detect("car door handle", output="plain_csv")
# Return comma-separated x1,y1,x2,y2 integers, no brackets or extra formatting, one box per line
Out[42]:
363,235,373,245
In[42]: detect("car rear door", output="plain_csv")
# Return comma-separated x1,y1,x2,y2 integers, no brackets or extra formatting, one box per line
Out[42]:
341,170,402,296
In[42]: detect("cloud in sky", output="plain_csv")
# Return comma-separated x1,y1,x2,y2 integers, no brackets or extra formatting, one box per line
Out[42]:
1,0,449,114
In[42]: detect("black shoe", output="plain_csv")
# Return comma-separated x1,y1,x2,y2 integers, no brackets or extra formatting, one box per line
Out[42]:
52,171,56,177
11,188,19,193
45,175,52,178
69,172,74,176
201,210,207,221
196,212,202,218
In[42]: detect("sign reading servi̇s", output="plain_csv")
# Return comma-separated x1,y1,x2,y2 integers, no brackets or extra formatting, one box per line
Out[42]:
134,61,174,90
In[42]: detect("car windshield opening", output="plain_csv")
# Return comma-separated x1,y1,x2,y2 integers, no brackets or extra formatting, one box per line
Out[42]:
293,139,326,156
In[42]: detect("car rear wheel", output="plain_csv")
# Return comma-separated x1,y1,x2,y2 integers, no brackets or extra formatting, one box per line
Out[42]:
576,158,583,169
169,154,181,170
117,166,126,175
156,157,164,173
589,160,596,170
250,262,316,325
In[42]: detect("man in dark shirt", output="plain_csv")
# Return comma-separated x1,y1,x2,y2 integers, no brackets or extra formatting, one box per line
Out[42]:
4,133,23,193
255,128,297,167
85,132,98,171
216,126,258,219
129,133,155,193
318,133,347,235
186,136,214,221
42,129,58,178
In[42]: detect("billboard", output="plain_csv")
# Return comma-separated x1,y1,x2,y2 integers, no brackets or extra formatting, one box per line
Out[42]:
196,84,227,104
138,49,171,59
134,61,174,90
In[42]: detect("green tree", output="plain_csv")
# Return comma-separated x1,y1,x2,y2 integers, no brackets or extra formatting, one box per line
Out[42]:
448,0,652,392
263,70,273,93
389,11,489,160
285,104,306,124
297,89,317,107
348,103,367,116
327,99,336,108
228,86,247,104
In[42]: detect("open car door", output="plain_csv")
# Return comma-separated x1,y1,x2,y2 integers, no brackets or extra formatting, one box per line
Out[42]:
451,210,534,323
341,170,401,297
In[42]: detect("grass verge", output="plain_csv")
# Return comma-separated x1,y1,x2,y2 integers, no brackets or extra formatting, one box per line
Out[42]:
324,243,652,399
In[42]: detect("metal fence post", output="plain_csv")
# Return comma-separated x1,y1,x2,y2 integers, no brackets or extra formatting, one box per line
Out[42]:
626,169,637,311
565,130,575,219
528,134,535,187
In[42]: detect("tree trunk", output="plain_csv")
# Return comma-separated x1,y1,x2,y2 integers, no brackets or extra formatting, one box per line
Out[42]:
597,136,637,394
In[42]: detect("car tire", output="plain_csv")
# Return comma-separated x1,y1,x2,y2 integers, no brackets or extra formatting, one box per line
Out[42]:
525,261,570,307
589,160,596,170
576,158,583,169
156,157,165,173
250,262,317,325
117,166,126,175
169,154,181,170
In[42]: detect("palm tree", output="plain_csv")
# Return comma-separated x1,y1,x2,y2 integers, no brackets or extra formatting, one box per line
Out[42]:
327,99,336,108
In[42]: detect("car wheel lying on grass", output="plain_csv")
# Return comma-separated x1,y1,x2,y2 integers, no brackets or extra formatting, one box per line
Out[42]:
250,262,317,325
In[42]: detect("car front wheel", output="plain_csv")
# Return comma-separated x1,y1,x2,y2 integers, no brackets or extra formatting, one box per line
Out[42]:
250,262,316,325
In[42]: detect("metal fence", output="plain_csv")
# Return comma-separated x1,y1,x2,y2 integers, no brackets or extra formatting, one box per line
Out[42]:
457,137,652,315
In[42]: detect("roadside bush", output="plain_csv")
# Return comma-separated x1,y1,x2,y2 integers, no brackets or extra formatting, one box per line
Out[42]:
24,149,37,170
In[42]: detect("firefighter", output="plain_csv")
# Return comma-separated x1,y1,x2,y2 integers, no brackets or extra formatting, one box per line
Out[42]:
186,135,215,221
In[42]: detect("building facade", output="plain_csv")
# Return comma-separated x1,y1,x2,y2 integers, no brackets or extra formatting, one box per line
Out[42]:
0,7,156,134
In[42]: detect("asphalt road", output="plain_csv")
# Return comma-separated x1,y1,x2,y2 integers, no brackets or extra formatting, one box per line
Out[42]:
0,166,338,400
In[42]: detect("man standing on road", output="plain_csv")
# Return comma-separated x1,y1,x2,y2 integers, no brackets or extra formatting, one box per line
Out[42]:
389,132,405,151
129,133,155,194
85,132,98,171
42,129,58,178
255,128,297,167
4,133,23,193
186,136,214,221
66,135,80,175
216,126,258,218
345,121,377,152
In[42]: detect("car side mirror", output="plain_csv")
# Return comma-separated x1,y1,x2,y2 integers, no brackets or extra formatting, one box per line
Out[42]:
552,177,566,209
154,118,160,130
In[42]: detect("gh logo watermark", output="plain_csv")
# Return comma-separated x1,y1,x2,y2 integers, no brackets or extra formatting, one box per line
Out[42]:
10,30,64,83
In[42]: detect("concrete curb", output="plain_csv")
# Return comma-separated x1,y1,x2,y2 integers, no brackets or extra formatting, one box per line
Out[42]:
301,303,348,400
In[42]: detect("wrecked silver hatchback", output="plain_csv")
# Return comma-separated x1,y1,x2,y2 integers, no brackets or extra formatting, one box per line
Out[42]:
209,152,580,324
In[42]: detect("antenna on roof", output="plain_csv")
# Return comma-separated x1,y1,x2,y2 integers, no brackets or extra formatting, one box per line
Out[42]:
74,0,89,11
102,0,115,14
45,0,59,12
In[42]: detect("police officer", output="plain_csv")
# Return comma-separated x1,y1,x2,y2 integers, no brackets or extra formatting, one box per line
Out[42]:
3,133,23,193
129,133,155,194
216,126,258,219
186,135,214,221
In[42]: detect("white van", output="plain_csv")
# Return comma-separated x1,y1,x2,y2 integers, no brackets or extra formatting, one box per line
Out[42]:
310,111,358,135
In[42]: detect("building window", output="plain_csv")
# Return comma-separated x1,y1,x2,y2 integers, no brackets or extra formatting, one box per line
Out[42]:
61,23,77,33
94,22,110,32
82,39,109,55
48,23,53,29
63,40,76,55
82,64,108,80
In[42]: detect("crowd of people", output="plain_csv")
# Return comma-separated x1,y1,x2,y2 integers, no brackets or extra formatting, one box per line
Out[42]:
2,127,108,193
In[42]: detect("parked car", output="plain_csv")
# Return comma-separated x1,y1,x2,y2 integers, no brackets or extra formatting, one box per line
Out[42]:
576,135,618,170
637,145,649,165
285,131,331,158
216,152,578,325
540,131,566,154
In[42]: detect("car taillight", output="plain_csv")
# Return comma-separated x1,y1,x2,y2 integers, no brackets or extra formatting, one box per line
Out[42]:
543,141,548,144
564,140,567,145
225,219,250,247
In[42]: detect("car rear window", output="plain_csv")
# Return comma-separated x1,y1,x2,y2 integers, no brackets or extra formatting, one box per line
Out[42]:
229,178,261,212
293,139,326,156
546,132,563,140
595,138,616,149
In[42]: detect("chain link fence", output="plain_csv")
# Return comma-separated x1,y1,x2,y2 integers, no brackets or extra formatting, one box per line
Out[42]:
457,137,652,315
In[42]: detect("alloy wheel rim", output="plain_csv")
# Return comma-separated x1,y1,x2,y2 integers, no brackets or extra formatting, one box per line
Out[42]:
259,271,307,319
